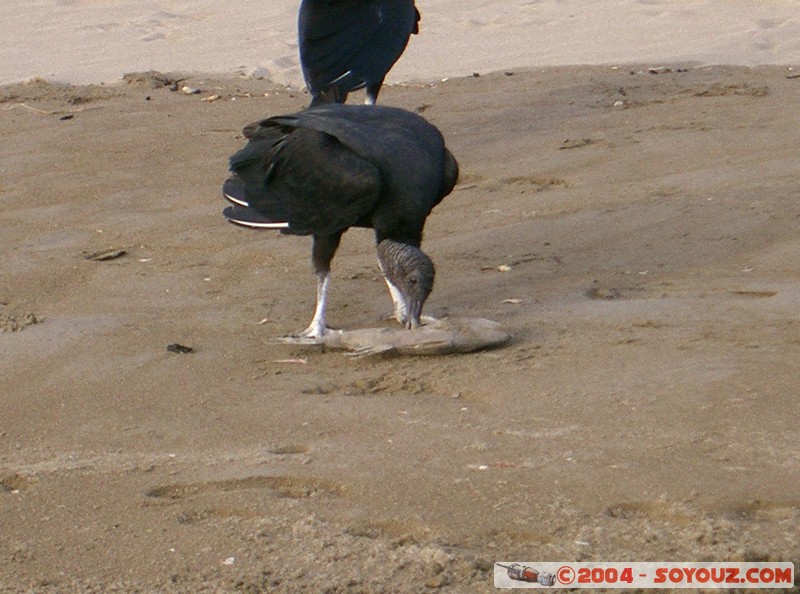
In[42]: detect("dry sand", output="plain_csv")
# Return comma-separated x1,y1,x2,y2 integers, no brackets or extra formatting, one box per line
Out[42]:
3,0,800,86
2,2,800,593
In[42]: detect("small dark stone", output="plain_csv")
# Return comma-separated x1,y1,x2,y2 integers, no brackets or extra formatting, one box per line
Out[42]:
167,343,194,354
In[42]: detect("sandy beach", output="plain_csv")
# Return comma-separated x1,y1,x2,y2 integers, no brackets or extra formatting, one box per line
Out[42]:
3,0,800,86
1,2,800,592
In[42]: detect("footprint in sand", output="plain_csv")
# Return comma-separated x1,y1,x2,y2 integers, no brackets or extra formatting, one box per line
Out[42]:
144,475,342,501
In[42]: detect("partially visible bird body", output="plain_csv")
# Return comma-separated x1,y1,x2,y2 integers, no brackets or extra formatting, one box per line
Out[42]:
226,105,456,244
298,0,420,105
223,104,458,338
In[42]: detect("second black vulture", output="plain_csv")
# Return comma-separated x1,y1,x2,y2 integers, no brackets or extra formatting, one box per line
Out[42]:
298,0,420,106
222,104,459,339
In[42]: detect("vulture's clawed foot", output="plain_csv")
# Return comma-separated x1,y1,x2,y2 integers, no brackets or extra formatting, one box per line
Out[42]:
278,322,332,345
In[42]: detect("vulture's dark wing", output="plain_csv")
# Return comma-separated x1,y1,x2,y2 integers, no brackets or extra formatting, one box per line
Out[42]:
228,118,382,236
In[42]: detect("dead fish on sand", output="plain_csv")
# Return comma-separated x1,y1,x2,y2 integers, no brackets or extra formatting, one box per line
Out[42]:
278,317,510,357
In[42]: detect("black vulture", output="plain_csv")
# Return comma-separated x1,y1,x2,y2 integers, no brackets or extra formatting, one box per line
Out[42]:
222,104,459,339
298,0,420,106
